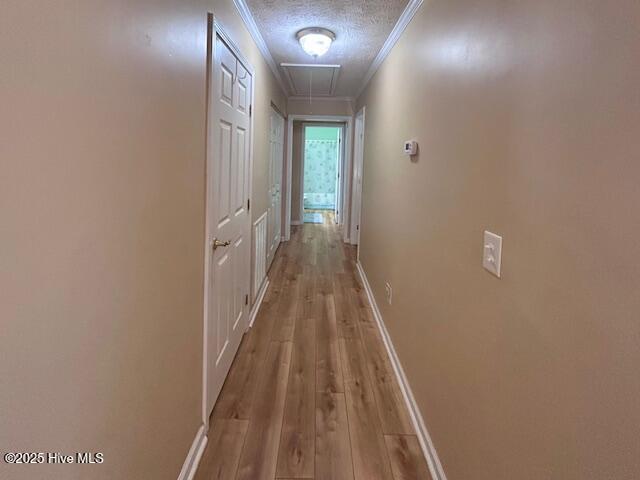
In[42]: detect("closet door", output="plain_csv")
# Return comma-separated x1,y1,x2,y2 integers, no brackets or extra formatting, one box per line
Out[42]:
267,106,285,268
205,32,253,416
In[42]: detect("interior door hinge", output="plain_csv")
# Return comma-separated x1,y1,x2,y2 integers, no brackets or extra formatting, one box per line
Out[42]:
357,225,359,230
247,198,250,211
249,105,252,117
245,294,249,306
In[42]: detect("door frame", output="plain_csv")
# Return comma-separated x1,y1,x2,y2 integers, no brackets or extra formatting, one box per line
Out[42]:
202,14,256,429
350,106,366,248
285,114,353,242
298,122,344,223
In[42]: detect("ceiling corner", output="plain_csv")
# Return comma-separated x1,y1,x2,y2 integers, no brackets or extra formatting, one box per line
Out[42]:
356,0,424,99
232,0,290,96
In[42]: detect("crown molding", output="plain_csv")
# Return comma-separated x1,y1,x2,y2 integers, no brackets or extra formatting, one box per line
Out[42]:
356,0,424,99
232,0,289,96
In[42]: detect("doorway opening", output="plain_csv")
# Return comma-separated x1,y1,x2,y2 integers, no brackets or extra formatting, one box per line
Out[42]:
285,114,352,242
302,125,341,224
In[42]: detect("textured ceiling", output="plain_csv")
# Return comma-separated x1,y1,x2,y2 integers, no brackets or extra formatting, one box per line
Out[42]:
245,0,409,98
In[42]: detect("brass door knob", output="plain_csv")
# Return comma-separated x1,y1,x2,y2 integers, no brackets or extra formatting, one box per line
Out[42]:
212,238,231,250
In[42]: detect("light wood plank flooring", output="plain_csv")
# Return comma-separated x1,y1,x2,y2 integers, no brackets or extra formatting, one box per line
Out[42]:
195,211,431,480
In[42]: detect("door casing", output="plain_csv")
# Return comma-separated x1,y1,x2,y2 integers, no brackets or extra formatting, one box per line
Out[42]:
285,114,353,242
351,107,366,248
299,122,344,223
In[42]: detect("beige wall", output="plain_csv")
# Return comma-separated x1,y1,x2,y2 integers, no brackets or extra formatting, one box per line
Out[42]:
356,1,640,479
287,97,353,116
0,1,285,479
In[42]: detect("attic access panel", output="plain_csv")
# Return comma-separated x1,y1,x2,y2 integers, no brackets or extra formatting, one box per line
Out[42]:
280,63,340,96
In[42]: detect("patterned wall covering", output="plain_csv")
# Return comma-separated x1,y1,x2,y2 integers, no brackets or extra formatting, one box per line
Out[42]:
304,139,339,209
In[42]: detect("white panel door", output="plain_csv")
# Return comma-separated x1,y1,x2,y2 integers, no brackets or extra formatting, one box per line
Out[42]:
205,33,252,417
266,107,284,268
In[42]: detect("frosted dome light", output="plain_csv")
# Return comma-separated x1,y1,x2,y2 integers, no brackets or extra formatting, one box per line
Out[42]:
297,28,335,58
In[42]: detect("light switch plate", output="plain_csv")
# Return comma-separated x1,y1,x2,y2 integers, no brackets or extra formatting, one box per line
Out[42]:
483,231,503,278
385,282,393,305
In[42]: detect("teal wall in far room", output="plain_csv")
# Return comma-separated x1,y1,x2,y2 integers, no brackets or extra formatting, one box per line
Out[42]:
304,127,340,209
305,126,340,141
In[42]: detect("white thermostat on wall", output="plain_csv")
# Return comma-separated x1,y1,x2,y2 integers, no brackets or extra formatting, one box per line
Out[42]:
403,140,418,156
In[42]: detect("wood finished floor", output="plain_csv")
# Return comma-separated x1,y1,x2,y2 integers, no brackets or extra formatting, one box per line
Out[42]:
195,211,432,480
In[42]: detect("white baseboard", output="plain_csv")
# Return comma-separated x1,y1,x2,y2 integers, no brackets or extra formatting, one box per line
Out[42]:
356,261,448,480
249,278,269,329
177,424,208,480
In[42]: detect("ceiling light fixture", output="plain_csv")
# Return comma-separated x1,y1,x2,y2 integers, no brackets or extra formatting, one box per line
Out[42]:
296,28,335,58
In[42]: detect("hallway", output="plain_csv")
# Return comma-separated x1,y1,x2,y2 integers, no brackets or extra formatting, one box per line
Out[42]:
4,1,640,478
195,213,431,480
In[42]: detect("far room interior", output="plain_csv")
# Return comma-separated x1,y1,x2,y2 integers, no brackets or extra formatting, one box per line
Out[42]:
302,125,341,224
